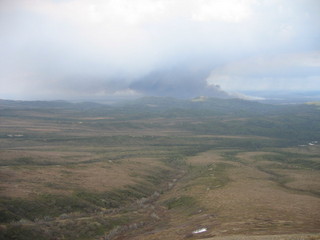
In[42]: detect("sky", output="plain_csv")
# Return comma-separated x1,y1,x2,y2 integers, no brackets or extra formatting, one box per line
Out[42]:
0,0,320,100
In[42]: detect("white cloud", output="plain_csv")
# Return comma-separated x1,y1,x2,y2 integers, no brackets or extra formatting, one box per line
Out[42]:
191,0,254,22
207,51,320,91
0,0,320,99
22,0,256,25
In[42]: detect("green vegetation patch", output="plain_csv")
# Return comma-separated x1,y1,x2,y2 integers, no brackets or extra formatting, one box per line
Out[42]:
76,183,156,209
165,195,197,210
0,225,48,240
257,152,320,170
185,162,232,189
0,215,130,240
0,194,98,223
0,157,56,166
221,151,243,163
0,167,175,223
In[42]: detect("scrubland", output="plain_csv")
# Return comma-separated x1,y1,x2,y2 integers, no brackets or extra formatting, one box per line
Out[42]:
0,98,319,239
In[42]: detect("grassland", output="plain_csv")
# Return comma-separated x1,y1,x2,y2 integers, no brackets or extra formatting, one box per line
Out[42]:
0,98,319,239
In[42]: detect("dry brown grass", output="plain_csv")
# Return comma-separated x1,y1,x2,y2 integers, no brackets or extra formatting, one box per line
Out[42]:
1,109,319,240
0,154,166,199
186,150,225,165
202,233,320,240
271,169,320,194
127,149,320,240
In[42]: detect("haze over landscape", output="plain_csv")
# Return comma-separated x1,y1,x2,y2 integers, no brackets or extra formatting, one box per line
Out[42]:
1,0,320,100
1,1,320,240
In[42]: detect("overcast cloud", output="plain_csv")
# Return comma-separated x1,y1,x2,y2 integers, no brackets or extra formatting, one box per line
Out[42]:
0,0,319,100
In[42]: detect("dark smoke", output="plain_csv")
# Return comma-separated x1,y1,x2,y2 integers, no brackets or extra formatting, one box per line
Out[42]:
130,68,230,99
